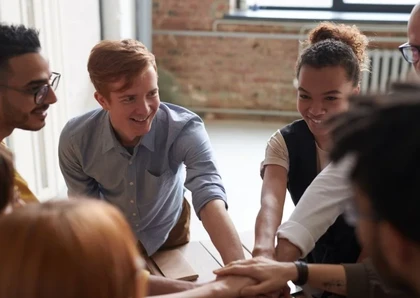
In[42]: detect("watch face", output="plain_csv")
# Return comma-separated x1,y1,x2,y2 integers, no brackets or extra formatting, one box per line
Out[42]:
289,281,303,294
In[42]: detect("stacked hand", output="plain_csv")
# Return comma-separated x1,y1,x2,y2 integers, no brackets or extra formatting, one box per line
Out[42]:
209,275,258,298
213,257,297,297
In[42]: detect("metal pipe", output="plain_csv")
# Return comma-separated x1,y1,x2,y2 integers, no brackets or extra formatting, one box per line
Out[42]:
153,29,306,40
153,29,405,43
136,0,153,50
213,18,407,33
212,18,313,31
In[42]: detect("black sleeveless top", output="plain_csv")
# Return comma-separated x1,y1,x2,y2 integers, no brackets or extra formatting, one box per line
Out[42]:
281,119,360,264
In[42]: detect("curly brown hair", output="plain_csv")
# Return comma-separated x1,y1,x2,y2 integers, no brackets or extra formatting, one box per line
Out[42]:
297,22,370,86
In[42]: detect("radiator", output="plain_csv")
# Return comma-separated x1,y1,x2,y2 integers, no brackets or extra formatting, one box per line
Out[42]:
361,49,412,94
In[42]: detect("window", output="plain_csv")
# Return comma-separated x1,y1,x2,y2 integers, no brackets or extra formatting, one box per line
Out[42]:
248,0,333,9
246,0,416,13
343,0,417,4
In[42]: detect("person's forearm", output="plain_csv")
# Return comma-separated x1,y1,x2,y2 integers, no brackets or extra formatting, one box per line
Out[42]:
147,275,196,295
307,264,347,296
275,238,302,262
152,285,217,298
152,279,238,298
200,199,244,264
254,195,284,257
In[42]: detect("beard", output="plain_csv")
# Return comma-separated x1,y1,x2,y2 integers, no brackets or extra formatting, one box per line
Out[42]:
371,233,418,296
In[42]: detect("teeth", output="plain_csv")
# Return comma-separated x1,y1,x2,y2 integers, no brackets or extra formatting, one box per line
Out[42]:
132,117,147,122
309,118,322,124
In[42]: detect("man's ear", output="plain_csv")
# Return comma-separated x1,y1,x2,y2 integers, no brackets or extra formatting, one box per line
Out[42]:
94,91,110,110
353,84,361,95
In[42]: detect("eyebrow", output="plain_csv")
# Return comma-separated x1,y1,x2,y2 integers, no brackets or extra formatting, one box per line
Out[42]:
298,87,342,95
24,79,49,87
117,88,159,99
24,73,53,87
322,90,342,95
298,87,309,93
118,94,137,99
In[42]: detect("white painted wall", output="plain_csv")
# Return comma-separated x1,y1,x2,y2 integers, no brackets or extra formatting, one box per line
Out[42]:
57,0,102,118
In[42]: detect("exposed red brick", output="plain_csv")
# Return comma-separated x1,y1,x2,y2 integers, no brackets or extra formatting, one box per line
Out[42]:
153,0,408,114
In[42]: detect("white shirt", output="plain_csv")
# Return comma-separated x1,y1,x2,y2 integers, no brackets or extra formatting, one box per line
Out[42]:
276,155,356,258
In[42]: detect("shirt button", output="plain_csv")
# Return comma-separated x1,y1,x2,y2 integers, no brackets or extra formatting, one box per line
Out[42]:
130,200,134,203
129,161,132,165
129,182,134,186
133,213,136,216
136,224,139,227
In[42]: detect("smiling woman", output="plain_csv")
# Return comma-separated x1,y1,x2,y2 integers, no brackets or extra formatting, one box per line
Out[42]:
253,22,370,284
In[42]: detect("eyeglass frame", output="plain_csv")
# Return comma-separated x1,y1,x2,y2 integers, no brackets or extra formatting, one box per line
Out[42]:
399,42,420,64
0,72,61,105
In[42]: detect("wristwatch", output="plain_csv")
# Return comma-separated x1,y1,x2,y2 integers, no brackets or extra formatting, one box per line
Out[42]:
293,260,309,286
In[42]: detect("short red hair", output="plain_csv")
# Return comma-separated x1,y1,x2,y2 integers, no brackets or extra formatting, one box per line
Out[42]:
88,39,157,95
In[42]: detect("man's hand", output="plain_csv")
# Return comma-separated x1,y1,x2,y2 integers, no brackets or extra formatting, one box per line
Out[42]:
252,246,276,259
214,257,297,297
209,276,257,298
275,238,301,262
252,248,286,298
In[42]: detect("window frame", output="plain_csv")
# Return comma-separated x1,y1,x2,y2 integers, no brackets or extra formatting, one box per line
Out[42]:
248,0,415,14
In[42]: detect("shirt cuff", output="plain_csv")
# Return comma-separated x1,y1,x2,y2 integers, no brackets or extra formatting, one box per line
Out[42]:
193,189,227,220
276,220,316,258
343,262,371,298
262,159,289,171
344,259,407,298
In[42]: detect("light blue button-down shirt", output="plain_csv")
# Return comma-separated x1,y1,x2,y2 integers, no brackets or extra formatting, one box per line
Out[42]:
59,103,227,255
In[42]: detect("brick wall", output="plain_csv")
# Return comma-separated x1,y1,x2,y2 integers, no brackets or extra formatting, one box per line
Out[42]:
152,0,407,117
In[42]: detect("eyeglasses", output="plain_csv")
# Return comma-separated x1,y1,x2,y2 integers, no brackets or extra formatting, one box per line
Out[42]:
0,72,61,105
399,42,420,64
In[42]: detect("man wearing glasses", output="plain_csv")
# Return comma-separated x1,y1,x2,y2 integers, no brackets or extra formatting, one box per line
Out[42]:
400,2,420,76
0,23,59,204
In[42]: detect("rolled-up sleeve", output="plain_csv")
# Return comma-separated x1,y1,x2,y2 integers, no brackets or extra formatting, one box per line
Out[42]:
276,156,354,257
261,130,289,178
58,122,100,199
173,119,227,218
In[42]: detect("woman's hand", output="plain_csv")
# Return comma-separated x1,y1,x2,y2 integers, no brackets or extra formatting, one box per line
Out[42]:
214,257,297,297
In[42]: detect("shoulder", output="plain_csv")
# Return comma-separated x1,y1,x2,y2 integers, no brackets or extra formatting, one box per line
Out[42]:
280,119,313,144
59,108,107,152
280,119,309,136
61,108,106,141
156,103,203,135
267,129,287,148
158,102,201,125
